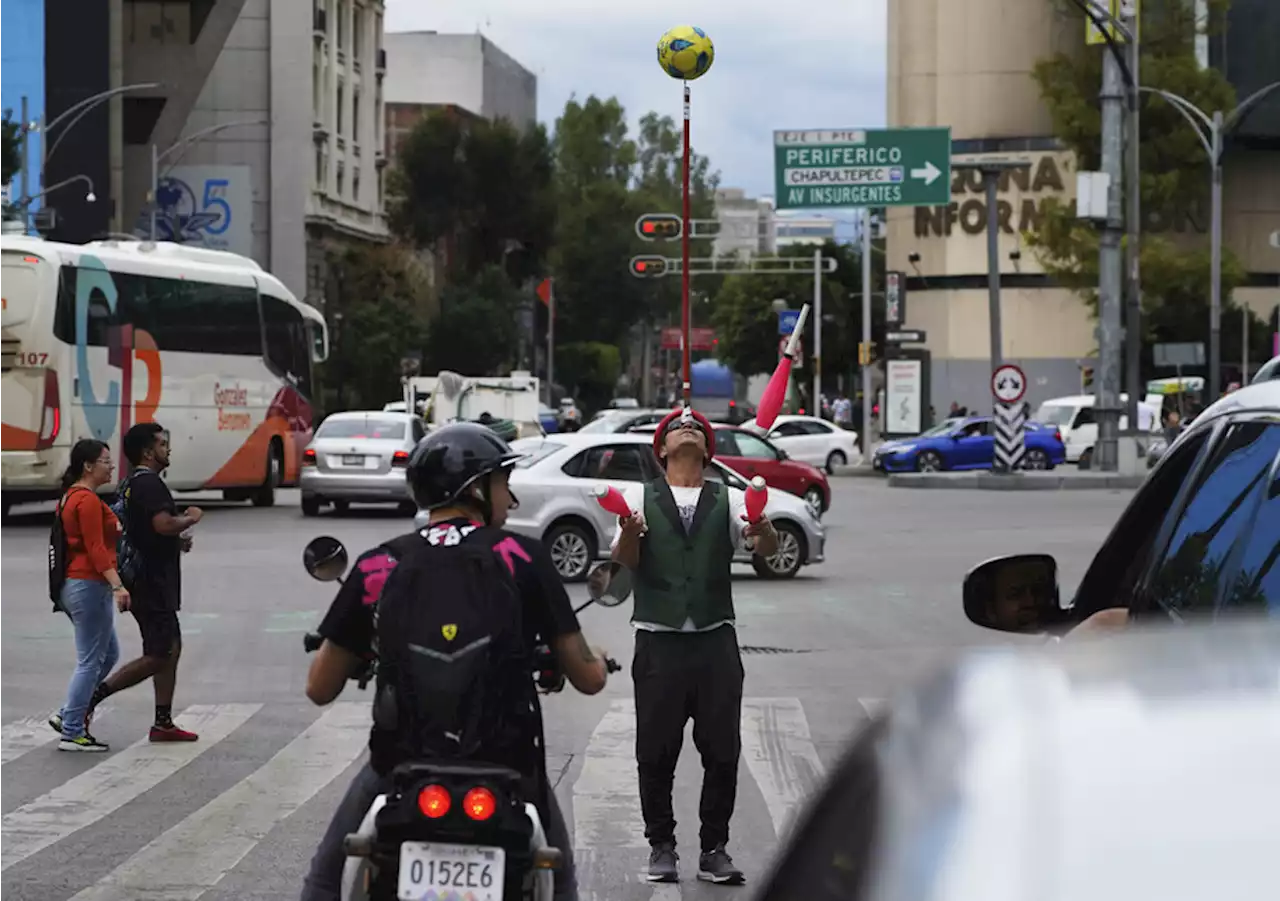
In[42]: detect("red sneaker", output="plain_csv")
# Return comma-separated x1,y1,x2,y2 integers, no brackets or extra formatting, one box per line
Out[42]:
149,723,199,742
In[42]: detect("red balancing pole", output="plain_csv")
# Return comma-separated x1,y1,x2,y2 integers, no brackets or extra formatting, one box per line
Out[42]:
681,81,692,406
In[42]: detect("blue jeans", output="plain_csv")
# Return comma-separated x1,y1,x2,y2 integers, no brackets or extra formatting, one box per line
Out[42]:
59,578,120,738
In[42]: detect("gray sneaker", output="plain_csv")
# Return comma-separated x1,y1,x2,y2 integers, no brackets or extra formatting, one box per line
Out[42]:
646,843,679,882
698,844,745,884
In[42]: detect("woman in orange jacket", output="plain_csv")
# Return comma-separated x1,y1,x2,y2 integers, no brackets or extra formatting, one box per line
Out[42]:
51,439,131,752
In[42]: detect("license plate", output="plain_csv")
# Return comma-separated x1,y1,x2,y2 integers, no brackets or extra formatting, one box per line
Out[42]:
341,455,364,466
397,841,505,900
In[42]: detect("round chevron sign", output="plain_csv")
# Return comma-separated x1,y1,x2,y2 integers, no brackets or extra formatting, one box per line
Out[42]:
991,364,1027,404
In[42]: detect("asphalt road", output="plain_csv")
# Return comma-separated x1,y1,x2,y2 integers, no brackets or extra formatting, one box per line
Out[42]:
1,480,1134,901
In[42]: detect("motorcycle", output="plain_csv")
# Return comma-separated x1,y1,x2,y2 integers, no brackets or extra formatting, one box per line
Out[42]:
300,535,628,901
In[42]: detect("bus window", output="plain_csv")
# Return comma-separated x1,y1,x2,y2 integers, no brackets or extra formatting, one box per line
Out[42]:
1,252,42,328
261,294,314,400
53,266,261,355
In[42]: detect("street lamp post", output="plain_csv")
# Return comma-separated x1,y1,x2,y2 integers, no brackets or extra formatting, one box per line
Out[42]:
1140,81,1280,398
149,119,267,240
40,83,163,176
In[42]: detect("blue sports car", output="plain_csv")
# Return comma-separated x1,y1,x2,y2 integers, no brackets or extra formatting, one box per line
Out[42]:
873,416,1066,473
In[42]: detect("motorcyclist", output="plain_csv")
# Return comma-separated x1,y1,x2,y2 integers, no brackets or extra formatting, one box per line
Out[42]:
300,422,609,901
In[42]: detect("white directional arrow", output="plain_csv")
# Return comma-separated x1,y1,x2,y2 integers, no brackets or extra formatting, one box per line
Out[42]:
909,161,942,185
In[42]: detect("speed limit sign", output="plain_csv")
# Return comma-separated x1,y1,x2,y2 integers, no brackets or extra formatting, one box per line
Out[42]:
991,364,1027,405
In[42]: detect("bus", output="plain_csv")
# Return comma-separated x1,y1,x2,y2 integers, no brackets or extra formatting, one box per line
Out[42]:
1,235,328,517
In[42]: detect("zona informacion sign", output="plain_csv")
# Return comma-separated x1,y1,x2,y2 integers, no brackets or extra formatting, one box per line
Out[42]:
773,127,952,210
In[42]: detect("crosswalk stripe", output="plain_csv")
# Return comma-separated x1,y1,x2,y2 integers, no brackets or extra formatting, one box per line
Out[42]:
67,701,370,901
2,718,57,766
739,698,826,842
1,703,261,872
573,699,647,850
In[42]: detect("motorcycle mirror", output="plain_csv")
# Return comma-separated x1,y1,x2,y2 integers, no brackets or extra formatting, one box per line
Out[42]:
303,536,349,582
586,561,632,607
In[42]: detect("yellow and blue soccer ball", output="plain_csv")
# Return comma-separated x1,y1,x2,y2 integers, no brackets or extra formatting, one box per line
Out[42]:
657,26,714,81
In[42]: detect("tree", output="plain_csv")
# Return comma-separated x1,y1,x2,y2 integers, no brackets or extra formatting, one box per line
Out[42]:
1027,0,1269,366
320,245,431,412
2,111,22,187
710,241,885,382
548,96,719,398
388,109,555,286
425,264,523,375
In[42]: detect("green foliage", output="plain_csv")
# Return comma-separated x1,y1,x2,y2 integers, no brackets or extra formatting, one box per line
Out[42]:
1028,0,1246,338
547,96,719,398
1,111,22,187
554,342,622,412
319,245,431,412
425,265,523,375
388,109,555,286
710,241,884,379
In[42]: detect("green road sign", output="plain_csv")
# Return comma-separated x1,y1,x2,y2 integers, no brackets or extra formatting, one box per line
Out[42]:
773,127,952,210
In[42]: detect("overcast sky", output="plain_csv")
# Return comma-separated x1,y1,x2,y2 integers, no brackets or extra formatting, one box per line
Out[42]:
384,0,886,232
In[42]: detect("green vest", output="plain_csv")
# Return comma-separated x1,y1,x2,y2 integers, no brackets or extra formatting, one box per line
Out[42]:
633,478,736,629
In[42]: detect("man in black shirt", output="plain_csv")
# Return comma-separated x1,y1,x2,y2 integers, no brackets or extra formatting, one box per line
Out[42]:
300,423,609,901
89,423,201,741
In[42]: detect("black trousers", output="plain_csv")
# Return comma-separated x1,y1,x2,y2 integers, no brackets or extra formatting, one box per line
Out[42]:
632,625,745,853
300,762,577,901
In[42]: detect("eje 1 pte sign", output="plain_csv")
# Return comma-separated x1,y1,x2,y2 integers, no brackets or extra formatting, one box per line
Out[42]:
773,128,952,211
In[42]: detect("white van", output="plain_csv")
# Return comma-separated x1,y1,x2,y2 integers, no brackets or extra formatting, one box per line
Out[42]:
1033,393,1161,467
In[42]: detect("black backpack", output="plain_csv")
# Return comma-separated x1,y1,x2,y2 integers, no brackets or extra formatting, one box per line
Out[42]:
107,471,144,590
48,487,91,612
370,528,537,772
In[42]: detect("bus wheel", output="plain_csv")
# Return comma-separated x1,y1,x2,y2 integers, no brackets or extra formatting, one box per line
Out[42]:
252,441,283,507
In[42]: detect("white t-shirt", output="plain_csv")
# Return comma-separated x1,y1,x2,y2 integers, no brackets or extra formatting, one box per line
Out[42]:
610,481,750,633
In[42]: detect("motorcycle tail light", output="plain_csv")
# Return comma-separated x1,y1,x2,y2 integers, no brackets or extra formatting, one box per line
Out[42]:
462,787,497,821
418,784,451,818
302,449,317,466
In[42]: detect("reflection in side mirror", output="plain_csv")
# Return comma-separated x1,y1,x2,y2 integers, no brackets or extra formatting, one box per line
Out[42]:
304,536,348,582
962,554,1064,633
587,562,632,607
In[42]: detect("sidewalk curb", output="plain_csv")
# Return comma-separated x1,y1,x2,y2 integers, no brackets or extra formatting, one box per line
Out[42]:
885,471,1145,490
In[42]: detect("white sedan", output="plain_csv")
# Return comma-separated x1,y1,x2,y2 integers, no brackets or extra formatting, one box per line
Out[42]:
748,415,860,473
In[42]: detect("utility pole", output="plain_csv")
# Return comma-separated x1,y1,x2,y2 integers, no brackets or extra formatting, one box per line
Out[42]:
860,209,873,456
1123,4,1141,432
19,96,30,211
1095,28,1126,472
812,247,823,414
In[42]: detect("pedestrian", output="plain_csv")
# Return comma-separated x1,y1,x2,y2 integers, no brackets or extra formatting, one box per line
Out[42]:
833,394,853,430
611,405,780,886
87,423,201,742
48,439,128,752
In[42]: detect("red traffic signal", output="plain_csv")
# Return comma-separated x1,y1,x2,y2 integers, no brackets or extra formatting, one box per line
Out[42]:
635,214,682,241
629,255,669,278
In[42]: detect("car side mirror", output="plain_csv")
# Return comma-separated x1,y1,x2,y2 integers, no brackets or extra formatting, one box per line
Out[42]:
777,448,789,460
962,554,1067,633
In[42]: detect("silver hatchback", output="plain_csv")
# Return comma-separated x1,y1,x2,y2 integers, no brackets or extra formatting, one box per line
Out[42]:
300,411,425,516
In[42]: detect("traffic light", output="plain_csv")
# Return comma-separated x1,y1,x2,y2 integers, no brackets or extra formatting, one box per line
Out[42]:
1081,365,1094,391
635,214,682,242
629,255,669,278
857,341,877,366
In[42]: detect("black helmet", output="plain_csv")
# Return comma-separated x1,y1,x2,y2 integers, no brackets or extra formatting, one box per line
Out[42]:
407,422,523,517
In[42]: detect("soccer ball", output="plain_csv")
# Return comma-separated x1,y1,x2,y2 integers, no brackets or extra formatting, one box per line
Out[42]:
657,26,714,81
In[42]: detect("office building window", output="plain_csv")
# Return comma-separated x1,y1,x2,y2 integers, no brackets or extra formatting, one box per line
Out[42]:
353,7,363,60
337,0,347,51
337,164,345,198
353,172,361,202
336,81,344,135
353,89,361,144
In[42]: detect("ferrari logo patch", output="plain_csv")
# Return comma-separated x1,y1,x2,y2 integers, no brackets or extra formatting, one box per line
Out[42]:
441,624,458,641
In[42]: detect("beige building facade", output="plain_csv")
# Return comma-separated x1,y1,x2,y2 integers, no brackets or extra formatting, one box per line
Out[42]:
886,0,1279,414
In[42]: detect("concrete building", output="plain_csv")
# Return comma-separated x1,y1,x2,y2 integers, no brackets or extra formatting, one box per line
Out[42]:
382,31,537,162
118,0,389,305
711,187,775,258
886,0,1280,415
